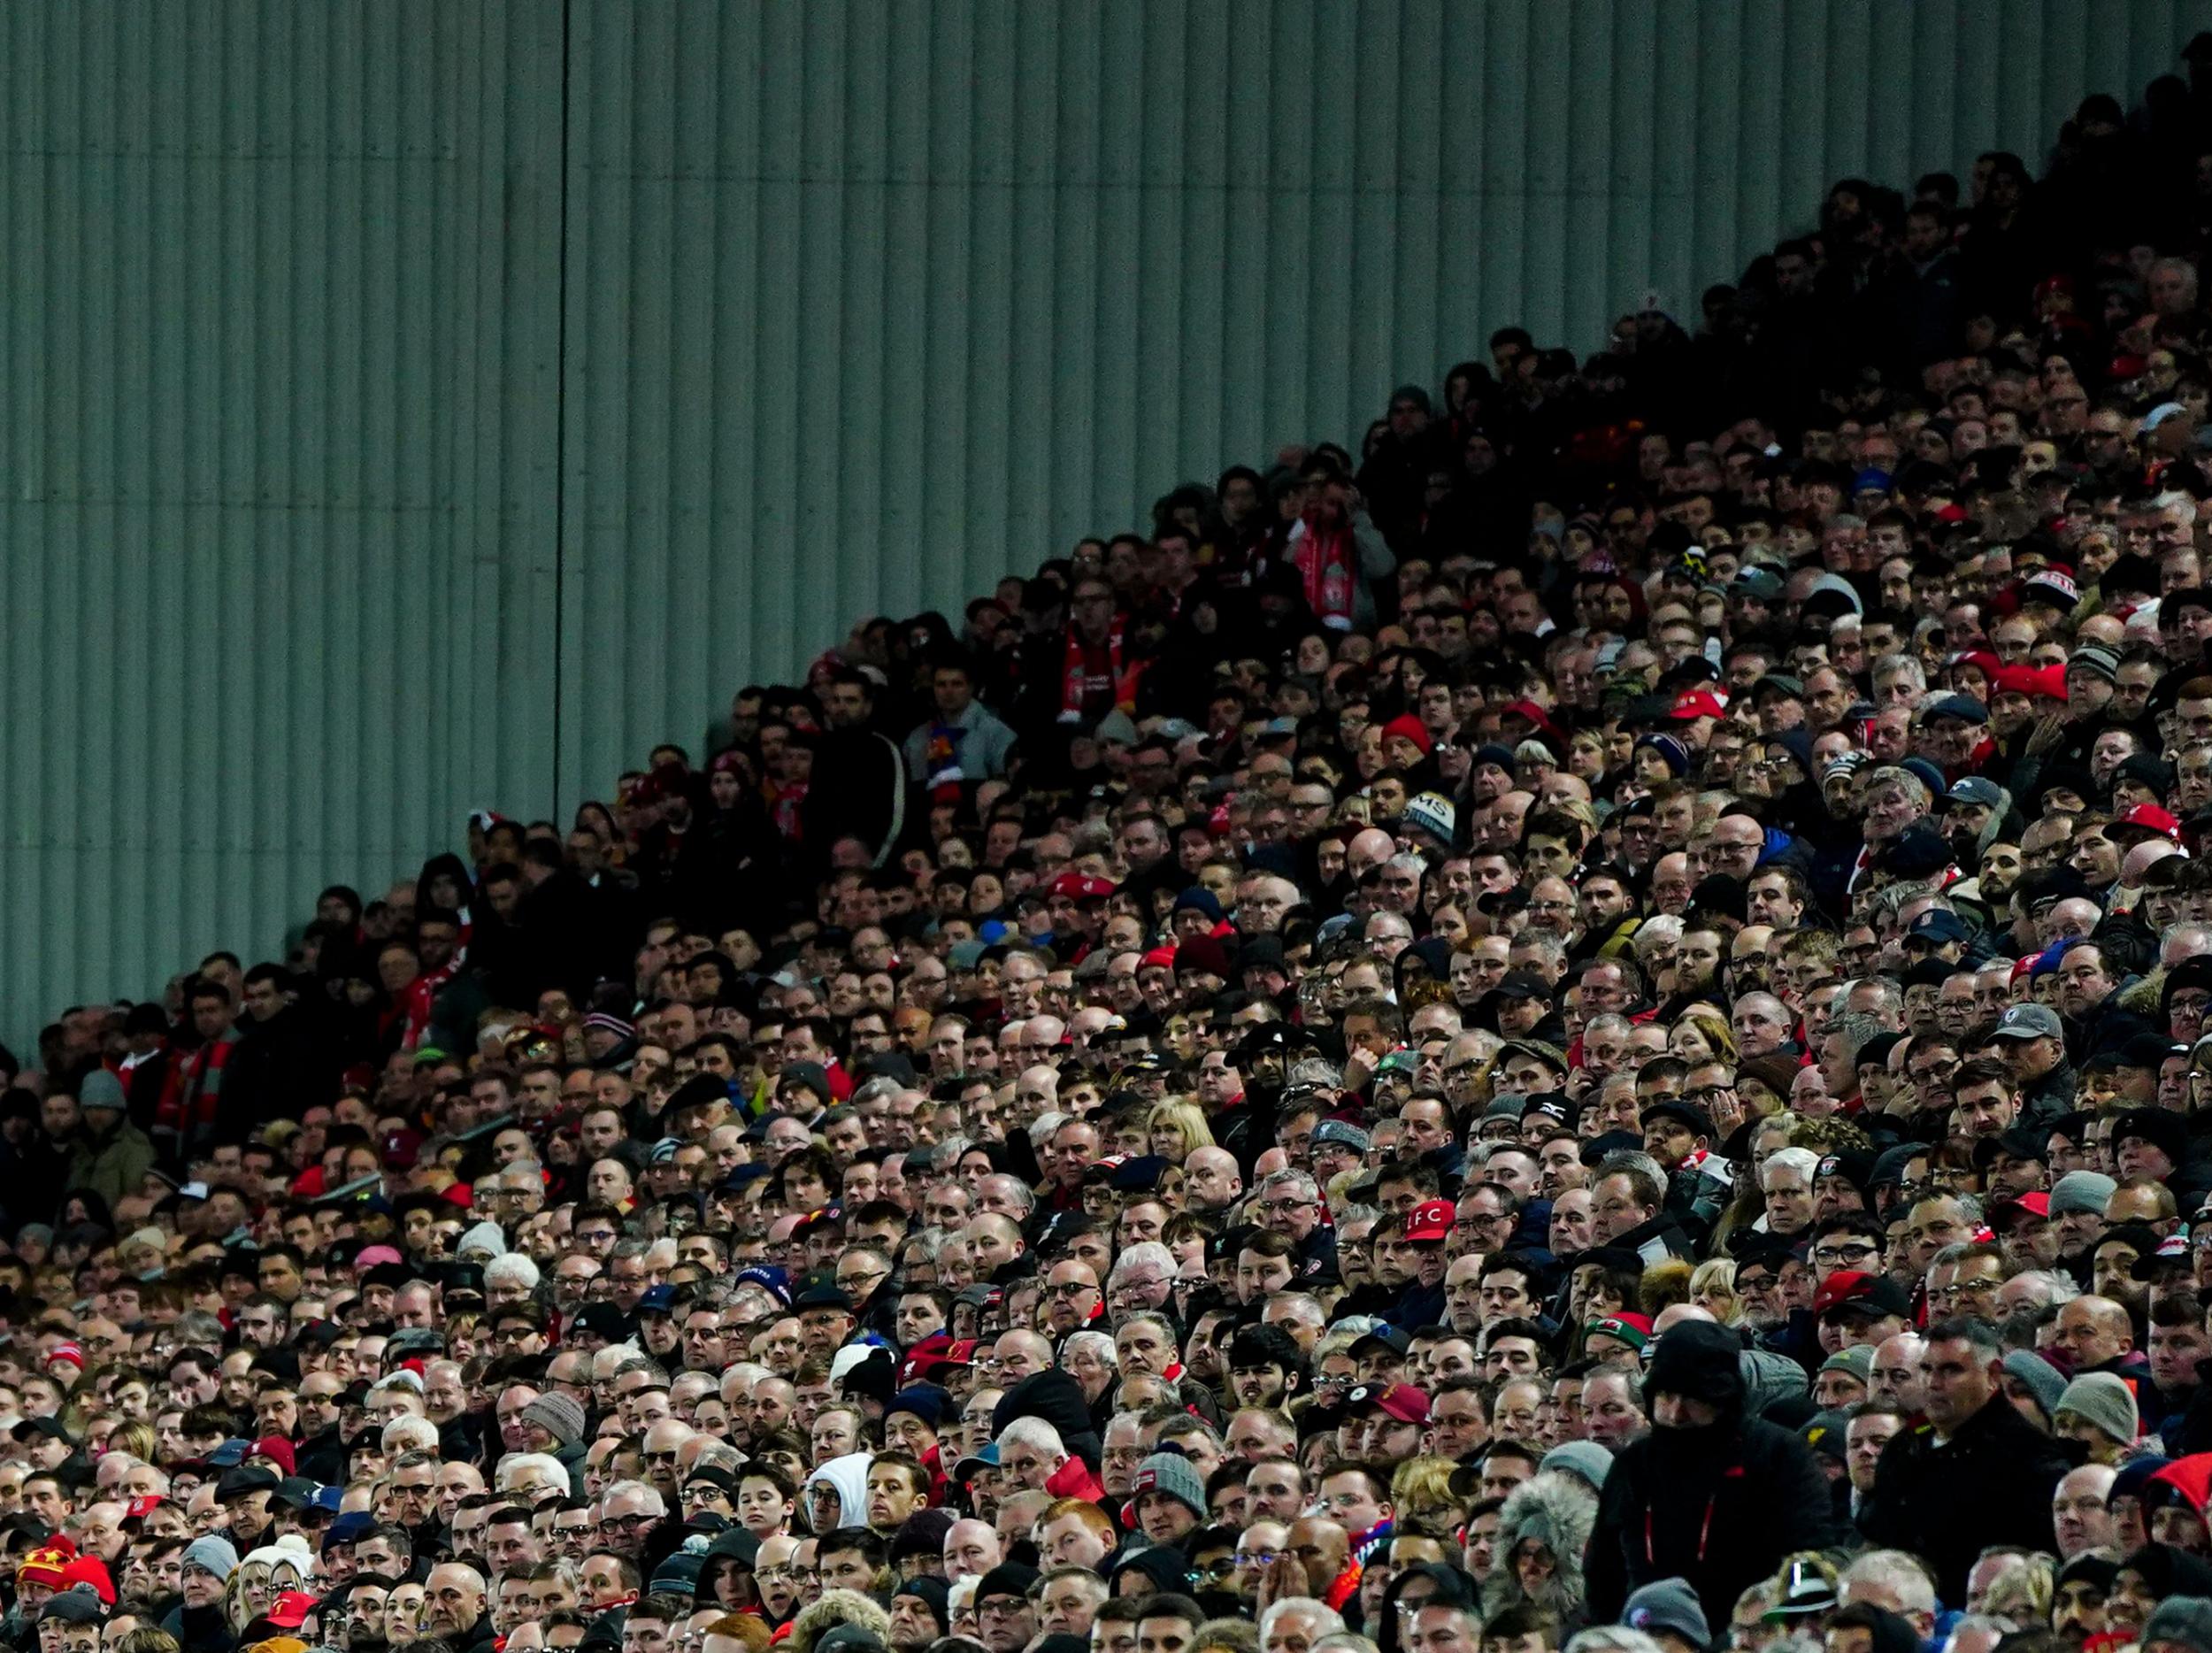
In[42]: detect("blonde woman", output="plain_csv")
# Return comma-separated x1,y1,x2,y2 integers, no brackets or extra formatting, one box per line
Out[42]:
1687,1259,1745,1327
1388,1455,1463,1532
1146,1101,1215,1165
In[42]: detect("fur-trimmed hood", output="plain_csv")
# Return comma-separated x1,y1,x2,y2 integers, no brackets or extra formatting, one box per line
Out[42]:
787,1591,891,1653
1484,1470,1598,1617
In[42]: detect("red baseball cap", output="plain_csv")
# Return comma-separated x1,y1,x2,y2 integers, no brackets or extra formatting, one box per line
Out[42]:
1404,1199,1455,1244
1347,1382,1431,1424
1670,689,1728,721
1811,1271,1913,1319
2117,803,2182,841
1048,873,1116,902
1993,1191,2053,1226
267,1591,319,1630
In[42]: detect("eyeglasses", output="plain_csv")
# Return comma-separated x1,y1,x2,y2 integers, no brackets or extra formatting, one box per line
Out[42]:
599,1512,656,1532
1810,1243,1878,1267
1047,1281,1096,1298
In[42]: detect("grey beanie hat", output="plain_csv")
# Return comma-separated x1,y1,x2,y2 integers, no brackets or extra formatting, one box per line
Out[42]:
1540,1440,1614,1494
183,1534,240,1580
2069,643,2122,684
78,1071,127,1112
457,1219,508,1261
2143,1597,2212,1653
520,1392,588,1448
1818,1345,1874,1383
2001,1350,2068,1422
2048,1171,2119,1219
2055,1371,2139,1445
1131,1450,1207,1518
1624,1578,1711,1648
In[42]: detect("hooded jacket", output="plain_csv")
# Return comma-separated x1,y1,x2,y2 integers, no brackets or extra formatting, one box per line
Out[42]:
1483,1472,1596,1624
1585,1320,1845,1627
787,1591,892,1653
802,1452,874,1529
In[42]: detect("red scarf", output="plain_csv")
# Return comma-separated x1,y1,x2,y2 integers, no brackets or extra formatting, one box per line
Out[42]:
1294,513,1356,627
1061,618,1127,719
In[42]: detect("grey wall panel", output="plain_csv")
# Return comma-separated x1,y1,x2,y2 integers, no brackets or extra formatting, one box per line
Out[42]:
0,0,564,1046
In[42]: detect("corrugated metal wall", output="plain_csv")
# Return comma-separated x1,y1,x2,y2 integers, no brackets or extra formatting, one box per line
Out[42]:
0,0,566,1047
4,0,2207,1044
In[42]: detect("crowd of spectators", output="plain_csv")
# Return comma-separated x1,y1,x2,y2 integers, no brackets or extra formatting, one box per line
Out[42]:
25,37,2212,1653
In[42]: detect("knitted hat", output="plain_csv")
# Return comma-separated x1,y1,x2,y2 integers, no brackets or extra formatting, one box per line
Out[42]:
2068,643,2121,684
1587,1312,1654,1352
18,1539,76,1592
1818,1346,1874,1385
974,1563,1042,1605
1624,1579,1711,1649
2001,1350,2068,1423
2055,1371,2139,1445
1633,733,1691,776
182,1535,239,1581
648,1554,703,1598
78,1071,127,1112
457,1221,507,1261
2142,1596,2212,1653
2049,1172,2119,1219
1539,1441,1612,1494
893,1578,950,1634
520,1393,588,1448
1130,1451,1207,1518
60,1556,115,1607
1402,792,1456,845
40,1594,104,1626
1381,715,1434,757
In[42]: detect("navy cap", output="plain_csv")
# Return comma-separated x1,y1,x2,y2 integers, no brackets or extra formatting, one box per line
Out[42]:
1923,694,1989,725
1944,776,2002,808
1906,909,1970,944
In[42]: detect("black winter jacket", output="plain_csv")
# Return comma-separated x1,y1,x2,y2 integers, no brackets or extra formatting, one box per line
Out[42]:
1584,1322,1844,1627
1855,1390,2074,1605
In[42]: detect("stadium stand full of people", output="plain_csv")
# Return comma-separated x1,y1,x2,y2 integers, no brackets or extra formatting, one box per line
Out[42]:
35,40,2212,1653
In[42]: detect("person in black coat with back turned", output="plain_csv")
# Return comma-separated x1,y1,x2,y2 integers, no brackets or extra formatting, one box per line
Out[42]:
1584,1319,1843,1630
1855,1315,2077,1609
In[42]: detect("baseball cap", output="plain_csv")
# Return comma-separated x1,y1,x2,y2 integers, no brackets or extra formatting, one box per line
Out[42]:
1943,776,2002,809
1403,1200,1454,1244
1992,1003,2063,1042
2116,803,2183,842
1345,1383,1430,1424
1812,1272,1912,1319
1906,909,1970,945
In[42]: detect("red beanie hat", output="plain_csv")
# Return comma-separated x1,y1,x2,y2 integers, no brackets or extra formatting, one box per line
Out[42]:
60,1556,114,1607
1381,714,1434,757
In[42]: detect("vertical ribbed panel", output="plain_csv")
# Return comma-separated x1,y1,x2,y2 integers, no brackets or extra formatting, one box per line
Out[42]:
4,0,2206,1038
550,0,2208,800
0,0,564,1043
